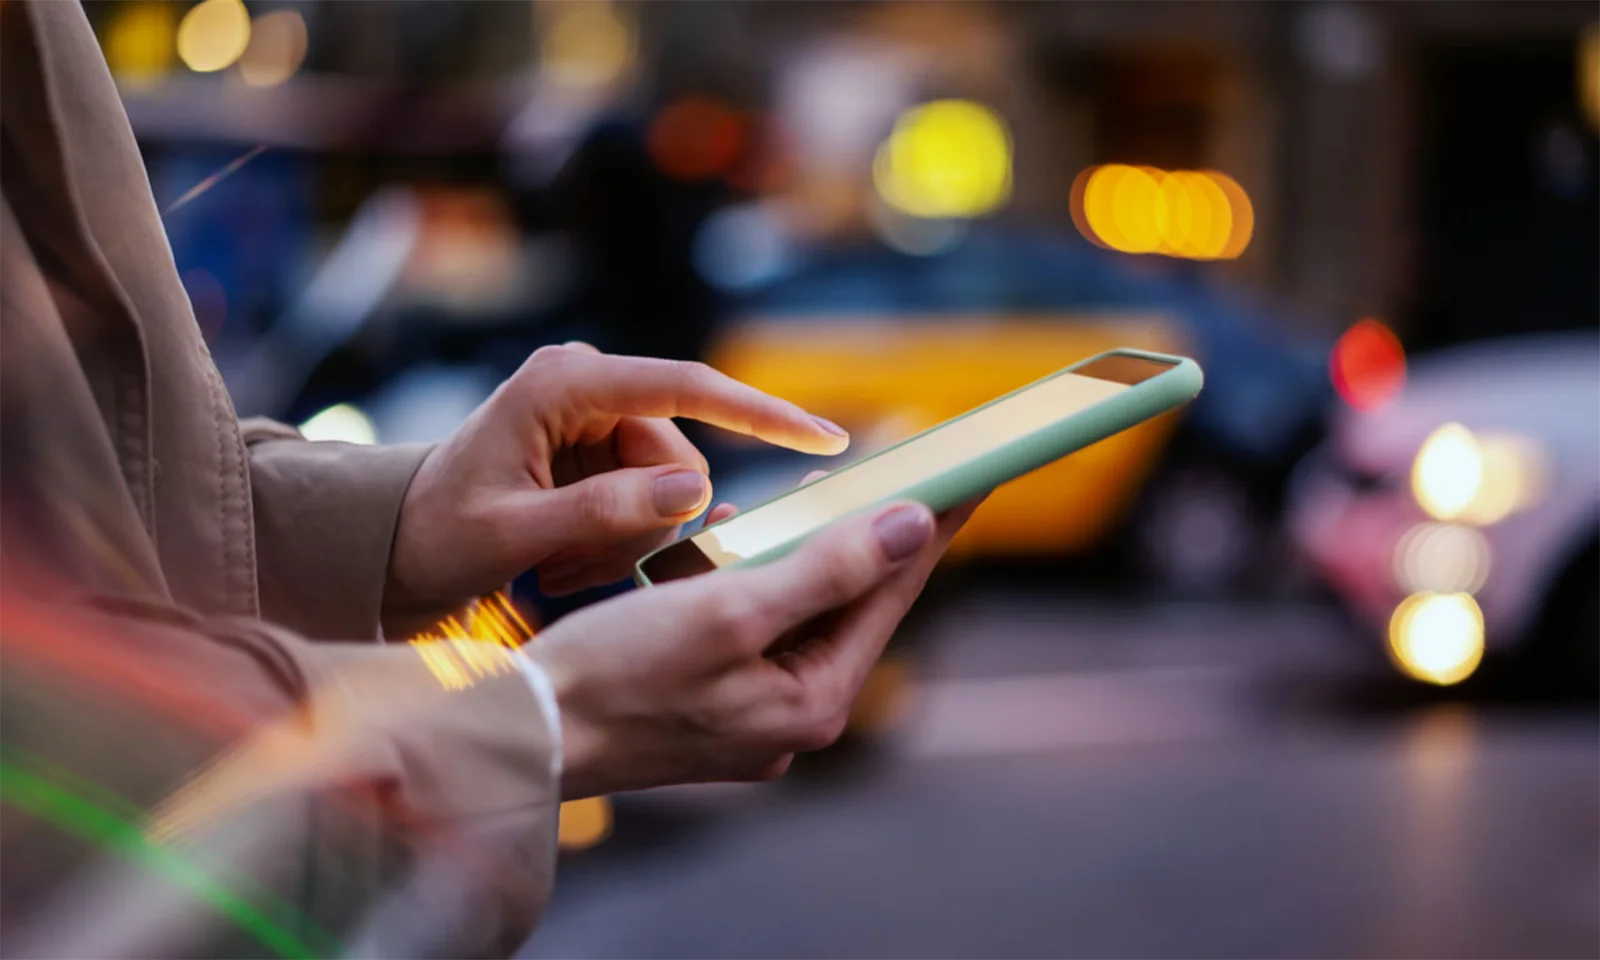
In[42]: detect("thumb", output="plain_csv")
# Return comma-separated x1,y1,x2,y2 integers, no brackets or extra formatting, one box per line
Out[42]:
728,501,935,645
541,466,711,546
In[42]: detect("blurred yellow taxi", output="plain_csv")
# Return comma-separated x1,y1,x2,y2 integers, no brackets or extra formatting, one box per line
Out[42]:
564,314,1191,847
709,313,1190,559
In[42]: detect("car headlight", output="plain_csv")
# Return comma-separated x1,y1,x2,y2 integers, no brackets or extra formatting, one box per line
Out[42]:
1411,423,1546,525
1392,522,1491,595
1388,592,1485,685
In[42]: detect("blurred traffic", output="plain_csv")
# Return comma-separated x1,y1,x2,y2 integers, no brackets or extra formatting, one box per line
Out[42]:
25,0,1600,954
1292,331,1598,690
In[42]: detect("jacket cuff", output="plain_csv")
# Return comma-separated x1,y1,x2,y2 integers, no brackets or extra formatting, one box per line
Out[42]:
315,640,563,956
247,433,435,641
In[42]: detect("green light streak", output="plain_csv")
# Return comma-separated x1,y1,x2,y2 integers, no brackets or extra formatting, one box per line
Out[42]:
0,752,338,959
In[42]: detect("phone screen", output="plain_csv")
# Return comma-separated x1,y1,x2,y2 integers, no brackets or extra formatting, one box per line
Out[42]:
640,354,1176,583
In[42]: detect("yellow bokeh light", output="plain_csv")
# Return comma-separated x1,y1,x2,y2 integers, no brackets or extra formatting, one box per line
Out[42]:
1189,172,1233,258
1111,167,1163,253
558,797,614,850
1465,434,1547,525
1410,424,1545,525
1154,171,1197,256
1206,171,1255,259
1068,167,1103,248
1411,423,1483,522
874,100,1013,220
1083,164,1132,251
177,0,252,74
541,2,637,91
237,10,307,88
1075,165,1249,260
104,2,177,87
1388,592,1485,686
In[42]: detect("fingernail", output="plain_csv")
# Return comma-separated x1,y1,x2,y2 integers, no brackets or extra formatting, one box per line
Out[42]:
873,504,934,562
811,414,848,438
653,470,707,516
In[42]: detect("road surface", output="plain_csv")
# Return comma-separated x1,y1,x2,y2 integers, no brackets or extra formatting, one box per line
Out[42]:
522,585,1600,959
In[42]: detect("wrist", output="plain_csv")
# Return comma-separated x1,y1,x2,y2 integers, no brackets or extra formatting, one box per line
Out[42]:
386,444,446,603
525,645,607,801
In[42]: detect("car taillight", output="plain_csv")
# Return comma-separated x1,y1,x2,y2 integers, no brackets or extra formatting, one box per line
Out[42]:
1331,319,1406,411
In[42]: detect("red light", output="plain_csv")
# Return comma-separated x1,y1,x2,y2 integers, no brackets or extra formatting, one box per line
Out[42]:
648,97,746,182
724,115,792,194
1331,319,1406,410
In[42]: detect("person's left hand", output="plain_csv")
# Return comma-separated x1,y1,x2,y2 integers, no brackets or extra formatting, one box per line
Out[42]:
387,343,848,606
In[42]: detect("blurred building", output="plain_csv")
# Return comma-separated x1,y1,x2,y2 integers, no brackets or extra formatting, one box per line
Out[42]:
89,0,1596,388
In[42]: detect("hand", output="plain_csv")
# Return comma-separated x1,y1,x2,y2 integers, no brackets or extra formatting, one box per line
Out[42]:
528,489,985,800
387,344,848,606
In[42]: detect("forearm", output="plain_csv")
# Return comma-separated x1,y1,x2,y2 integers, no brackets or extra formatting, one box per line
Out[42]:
243,419,467,640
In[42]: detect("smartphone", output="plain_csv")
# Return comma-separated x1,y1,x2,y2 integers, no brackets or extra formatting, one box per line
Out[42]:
635,348,1203,585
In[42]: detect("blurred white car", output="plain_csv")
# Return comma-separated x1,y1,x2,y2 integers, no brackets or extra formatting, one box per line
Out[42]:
1289,332,1599,687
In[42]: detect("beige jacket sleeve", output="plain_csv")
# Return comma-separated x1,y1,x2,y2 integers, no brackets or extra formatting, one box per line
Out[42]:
241,420,455,641
1,590,561,960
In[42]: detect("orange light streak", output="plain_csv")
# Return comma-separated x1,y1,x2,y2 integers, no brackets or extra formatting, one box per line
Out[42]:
162,144,268,216
0,582,544,902
408,591,537,691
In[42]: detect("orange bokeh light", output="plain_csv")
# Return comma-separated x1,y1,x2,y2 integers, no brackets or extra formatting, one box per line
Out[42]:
1075,164,1251,260
1069,166,1104,249
1205,170,1254,260
1331,318,1406,410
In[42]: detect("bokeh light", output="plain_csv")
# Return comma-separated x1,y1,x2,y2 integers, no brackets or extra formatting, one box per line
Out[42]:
649,97,746,182
1155,170,1217,257
1388,592,1485,686
1466,433,1548,525
104,2,178,87
236,10,307,88
1410,424,1546,526
693,202,795,290
867,198,969,256
1411,423,1483,522
1080,164,1126,249
298,403,377,445
1110,166,1163,254
1074,164,1251,259
873,100,1013,220
1392,523,1491,596
177,0,252,74
559,797,614,850
540,2,637,91
1331,318,1406,410
1582,22,1600,130
1206,171,1255,259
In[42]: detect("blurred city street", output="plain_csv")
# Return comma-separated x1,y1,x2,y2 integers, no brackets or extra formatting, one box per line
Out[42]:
526,583,1599,959
3,1,1595,956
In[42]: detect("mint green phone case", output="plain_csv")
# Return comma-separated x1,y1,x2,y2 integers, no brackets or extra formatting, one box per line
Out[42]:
634,348,1203,585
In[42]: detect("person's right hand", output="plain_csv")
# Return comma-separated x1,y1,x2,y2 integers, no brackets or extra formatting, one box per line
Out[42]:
526,495,980,799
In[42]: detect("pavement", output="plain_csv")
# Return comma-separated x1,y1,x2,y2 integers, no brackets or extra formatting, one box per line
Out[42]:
521,585,1600,959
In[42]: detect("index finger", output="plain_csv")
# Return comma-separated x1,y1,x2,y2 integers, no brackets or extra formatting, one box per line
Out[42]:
556,352,850,455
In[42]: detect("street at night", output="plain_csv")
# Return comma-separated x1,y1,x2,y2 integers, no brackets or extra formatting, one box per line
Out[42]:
527,586,1599,959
